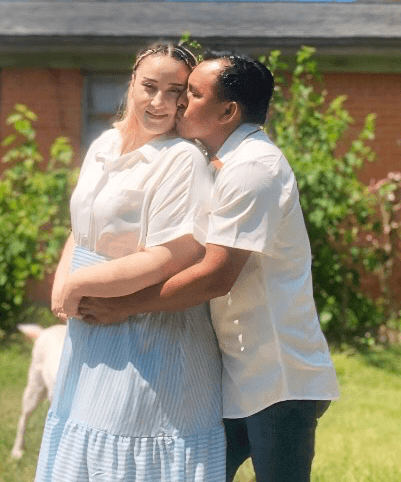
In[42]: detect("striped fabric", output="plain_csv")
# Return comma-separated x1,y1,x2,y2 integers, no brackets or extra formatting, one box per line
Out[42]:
35,246,225,482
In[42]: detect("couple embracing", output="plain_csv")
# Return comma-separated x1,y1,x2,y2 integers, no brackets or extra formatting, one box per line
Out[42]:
36,43,339,482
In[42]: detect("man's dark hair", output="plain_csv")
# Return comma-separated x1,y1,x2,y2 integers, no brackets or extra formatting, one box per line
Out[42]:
203,50,274,125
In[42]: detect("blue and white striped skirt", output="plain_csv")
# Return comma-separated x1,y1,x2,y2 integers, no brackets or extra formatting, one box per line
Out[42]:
35,245,225,481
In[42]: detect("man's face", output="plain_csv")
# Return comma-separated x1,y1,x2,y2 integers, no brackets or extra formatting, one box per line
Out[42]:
176,60,227,149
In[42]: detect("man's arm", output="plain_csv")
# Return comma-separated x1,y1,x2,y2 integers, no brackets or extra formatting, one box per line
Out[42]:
78,243,250,323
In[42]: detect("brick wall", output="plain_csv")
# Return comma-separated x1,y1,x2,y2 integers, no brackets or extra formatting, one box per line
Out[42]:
323,72,401,184
0,68,84,304
323,71,401,310
1,68,400,310
0,68,84,171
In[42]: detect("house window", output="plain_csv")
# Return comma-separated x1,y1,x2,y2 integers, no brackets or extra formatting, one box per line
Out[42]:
84,74,130,149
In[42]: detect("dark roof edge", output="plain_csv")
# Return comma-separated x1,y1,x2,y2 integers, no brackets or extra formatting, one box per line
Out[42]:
1,35,401,53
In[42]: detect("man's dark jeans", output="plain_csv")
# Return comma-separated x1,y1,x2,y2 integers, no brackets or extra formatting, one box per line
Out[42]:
224,399,331,482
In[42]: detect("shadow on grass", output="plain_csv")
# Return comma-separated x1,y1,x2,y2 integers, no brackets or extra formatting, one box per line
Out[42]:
0,332,33,356
355,344,401,375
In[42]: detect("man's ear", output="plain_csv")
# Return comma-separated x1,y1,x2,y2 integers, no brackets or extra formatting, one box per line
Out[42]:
221,101,241,125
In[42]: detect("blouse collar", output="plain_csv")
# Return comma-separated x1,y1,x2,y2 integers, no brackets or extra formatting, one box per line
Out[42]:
95,130,173,173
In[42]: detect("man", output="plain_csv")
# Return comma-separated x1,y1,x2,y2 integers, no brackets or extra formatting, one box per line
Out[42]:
79,52,339,482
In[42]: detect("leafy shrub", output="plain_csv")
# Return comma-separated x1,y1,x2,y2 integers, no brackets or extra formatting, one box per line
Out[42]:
261,47,384,343
0,105,78,333
365,172,401,324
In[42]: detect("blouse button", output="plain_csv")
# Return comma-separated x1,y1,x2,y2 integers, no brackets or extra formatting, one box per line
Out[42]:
81,235,88,247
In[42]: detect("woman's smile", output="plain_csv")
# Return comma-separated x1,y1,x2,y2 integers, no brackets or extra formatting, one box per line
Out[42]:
146,111,169,120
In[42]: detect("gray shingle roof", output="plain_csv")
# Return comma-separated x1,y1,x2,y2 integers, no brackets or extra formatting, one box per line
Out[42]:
1,2,400,72
0,3,400,41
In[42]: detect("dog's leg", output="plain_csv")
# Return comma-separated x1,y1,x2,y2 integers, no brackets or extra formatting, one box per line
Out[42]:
11,364,46,459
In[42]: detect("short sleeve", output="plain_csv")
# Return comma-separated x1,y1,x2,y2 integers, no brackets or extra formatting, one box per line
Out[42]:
145,143,213,248
207,158,293,255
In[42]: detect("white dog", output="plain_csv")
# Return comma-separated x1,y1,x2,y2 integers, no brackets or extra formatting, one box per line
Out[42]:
12,323,66,459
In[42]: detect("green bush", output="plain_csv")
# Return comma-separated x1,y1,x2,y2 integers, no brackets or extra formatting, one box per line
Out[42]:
366,173,401,325
0,104,78,333
261,47,384,343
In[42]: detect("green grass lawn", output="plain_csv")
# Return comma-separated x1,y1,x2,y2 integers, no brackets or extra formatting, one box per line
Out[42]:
234,345,401,482
1,335,401,482
0,334,49,482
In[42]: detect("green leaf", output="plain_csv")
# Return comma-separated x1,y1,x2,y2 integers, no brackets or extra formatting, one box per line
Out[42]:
1,134,17,147
0,104,74,332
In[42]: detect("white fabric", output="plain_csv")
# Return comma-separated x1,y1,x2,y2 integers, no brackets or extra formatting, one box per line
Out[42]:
35,130,225,482
35,248,225,482
207,123,340,419
70,129,212,258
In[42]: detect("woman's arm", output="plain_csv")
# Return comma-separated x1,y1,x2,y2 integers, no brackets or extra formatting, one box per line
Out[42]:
51,232,75,321
78,243,250,324
61,234,204,316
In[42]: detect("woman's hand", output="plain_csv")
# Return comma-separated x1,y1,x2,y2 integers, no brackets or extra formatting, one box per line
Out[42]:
51,233,76,323
61,275,82,318
51,283,68,322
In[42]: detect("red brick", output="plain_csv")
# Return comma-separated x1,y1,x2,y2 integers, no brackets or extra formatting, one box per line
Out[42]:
0,68,84,304
323,72,401,184
2,68,401,310
0,68,84,173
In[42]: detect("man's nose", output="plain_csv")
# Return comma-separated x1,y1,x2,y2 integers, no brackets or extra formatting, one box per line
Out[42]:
177,90,188,110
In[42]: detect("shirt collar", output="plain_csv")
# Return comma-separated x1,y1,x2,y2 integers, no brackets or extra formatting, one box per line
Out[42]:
215,123,261,166
95,131,171,173
96,151,145,173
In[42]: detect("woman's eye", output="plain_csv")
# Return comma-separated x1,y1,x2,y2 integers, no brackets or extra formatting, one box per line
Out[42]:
143,83,155,91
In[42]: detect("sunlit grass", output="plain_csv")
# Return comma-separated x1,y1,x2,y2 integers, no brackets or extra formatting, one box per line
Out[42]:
311,347,401,481
1,335,401,482
0,334,48,482
234,346,401,482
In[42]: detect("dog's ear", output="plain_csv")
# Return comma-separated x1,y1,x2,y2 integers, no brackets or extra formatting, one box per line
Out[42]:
17,324,44,340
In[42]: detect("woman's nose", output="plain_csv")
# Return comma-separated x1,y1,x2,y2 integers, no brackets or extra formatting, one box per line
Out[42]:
151,90,164,107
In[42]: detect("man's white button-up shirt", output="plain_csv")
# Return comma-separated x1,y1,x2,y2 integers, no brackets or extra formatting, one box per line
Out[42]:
208,124,339,419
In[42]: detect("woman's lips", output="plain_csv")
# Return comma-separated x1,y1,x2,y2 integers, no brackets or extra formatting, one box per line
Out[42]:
146,111,168,120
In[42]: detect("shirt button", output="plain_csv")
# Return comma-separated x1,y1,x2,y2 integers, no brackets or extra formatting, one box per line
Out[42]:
81,235,88,247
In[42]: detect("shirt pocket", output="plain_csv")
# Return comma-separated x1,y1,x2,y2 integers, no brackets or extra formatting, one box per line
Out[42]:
114,189,144,225
94,188,146,257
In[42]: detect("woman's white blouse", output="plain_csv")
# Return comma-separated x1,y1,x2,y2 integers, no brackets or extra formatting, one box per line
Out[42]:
35,132,226,482
70,129,212,258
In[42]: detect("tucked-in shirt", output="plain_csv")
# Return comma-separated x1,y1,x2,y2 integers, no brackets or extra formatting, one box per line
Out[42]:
70,129,212,258
208,123,340,419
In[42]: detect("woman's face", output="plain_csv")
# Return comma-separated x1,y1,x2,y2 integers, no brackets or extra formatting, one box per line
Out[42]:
130,55,189,139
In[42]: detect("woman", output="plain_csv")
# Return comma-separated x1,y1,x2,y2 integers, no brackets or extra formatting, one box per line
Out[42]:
35,44,225,482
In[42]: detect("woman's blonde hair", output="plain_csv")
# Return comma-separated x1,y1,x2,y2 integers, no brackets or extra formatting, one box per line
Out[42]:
134,43,197,73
